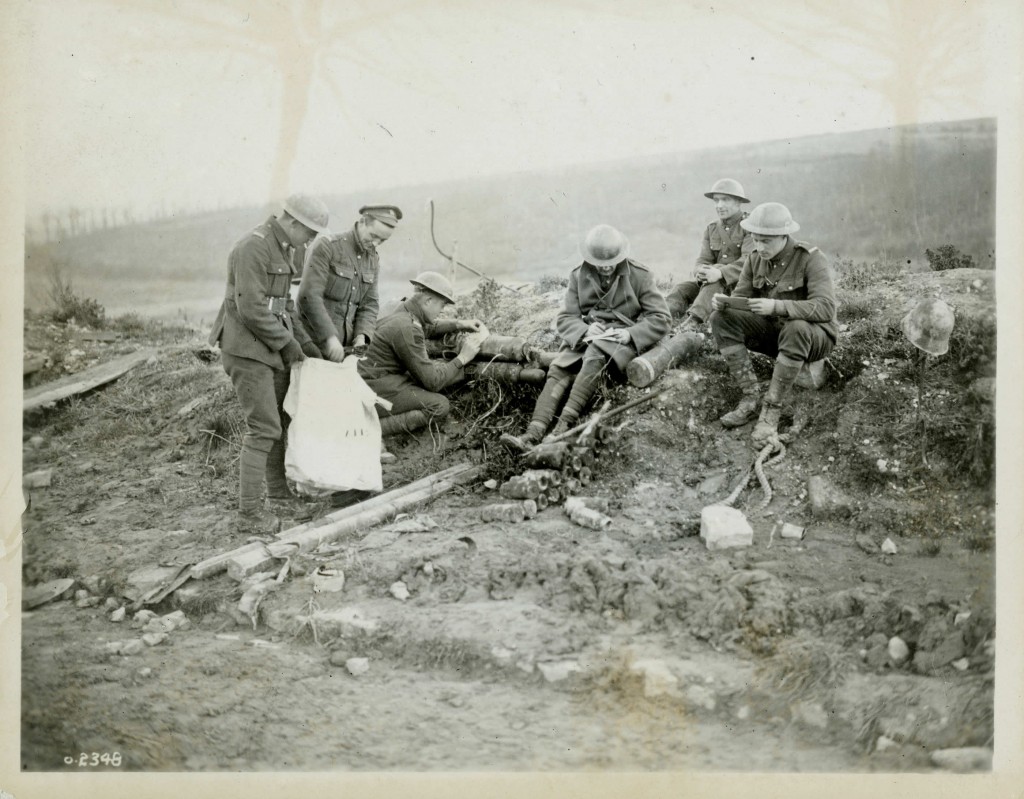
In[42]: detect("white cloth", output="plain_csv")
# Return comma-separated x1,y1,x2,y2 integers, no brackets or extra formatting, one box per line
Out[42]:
283,356,385,493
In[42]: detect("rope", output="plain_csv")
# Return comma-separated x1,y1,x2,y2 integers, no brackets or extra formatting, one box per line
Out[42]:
716,435,788,510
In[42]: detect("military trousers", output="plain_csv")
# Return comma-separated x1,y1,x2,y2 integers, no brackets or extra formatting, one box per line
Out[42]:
665,279,726,322
710,309,834,364
221,351,290,454
366,375,451,421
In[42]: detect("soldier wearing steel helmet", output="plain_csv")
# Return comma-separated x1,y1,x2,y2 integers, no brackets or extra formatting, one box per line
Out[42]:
357,271,485,436
710,202,838,446
665,178,755,333
502,224,670,451
208,193,330,534
298,204,402,362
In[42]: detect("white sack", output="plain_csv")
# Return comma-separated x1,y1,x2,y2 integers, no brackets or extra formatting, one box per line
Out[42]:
283,356,384,493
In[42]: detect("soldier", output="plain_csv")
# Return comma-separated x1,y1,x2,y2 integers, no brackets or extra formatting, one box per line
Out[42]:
298,204,402,361
665,178,754,333
709,202,837,446
209,194,330,534
502,224,670,451
358,271,484,436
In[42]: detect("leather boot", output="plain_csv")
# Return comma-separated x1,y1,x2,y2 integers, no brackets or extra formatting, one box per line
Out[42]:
719,344,761,428
665,287,691,322
501,372,572,451
265,429,292,499
236,443,281,535
500,420,548,453
379,409,429,437
674,314,704,335
752,355,802,446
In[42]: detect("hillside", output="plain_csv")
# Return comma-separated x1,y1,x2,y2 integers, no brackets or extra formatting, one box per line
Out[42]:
24,117,995,323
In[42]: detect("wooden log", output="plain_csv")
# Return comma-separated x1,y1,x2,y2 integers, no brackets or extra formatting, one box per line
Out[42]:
465,362,546,384
23,347,159,413
427,334,536,363
626,332,704,388
191,463,478,580
226,465,484,579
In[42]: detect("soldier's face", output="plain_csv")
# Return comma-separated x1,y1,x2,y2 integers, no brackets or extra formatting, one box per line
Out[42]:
287,222,317,247
712,194,742,219
751,234,788,260
421,293,447,323
360,219,394,248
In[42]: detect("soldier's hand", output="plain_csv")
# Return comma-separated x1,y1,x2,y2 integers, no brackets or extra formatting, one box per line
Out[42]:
460,319,484,333
300,340,322,359
458,337,482,364
352,334,368,357
608,329,631,345
324,337,347,362
702,266,723,283
586,321,606,338
711,293,728,311
747,298,775,316
281,339,306,366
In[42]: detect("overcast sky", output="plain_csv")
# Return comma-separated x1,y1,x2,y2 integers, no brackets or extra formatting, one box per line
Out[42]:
13,0,1019,219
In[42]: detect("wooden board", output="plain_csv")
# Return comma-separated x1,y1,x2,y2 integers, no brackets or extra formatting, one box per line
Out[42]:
23,347,158,413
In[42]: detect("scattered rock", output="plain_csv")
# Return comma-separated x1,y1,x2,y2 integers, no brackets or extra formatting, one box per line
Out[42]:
389,581,410,601
75,594,102,609
104,641,126,655
875,735,897,753
483,479,498,490
161,610,190,631
132,610,158,628
913,630,965,673
952,658,970,671
807,475,853,518
120,640,145,656
110,607,126,623
929,747,992,772
345,657,370,676
537,660,581,683
144,617,176,635
881,537,898,555
685,684,717,711
23,469,54,489
700,505,753,550
887,636,910,664
778,522,805,540
142,633,168,647
328,649,349,667
629,659,679,698
137,667,153,679
103,597,120,612
865,645,889,670
736,705,751,721
954,610,971,627
22,578,77,609
855,534,877,554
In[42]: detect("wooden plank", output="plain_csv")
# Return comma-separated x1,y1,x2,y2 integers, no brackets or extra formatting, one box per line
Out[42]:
23,347,159,413
189,462,477,580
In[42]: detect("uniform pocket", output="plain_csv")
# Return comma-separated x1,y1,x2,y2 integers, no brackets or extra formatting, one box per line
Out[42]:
264,262,291,297
325,264,355,301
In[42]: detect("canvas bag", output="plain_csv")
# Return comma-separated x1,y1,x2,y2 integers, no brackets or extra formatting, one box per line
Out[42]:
283,356,385,493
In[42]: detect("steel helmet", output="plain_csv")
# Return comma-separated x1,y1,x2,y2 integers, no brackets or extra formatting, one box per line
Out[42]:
704,178,750,203
740,202,800,235
580,224,630,267
902,298,955,356
410,271,456,304
283,194,329,234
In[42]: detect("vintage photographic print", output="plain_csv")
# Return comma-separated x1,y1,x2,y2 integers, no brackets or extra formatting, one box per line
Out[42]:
3,0,1022,795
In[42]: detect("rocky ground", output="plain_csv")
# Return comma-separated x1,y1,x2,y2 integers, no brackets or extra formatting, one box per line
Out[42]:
18,266,996,773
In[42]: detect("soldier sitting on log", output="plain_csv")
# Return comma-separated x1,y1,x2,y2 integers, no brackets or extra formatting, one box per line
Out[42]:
358,271,485,437
664,178,754,334
710,202,837,447
502,224,670,452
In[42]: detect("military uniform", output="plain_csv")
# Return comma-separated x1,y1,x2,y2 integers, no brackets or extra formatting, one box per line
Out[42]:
665,212,753,322
209,216,306,509
358,295,466,422
298,226,380,349
710,237,837,362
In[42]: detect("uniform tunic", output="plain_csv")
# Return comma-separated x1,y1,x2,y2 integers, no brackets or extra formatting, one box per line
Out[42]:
358,296,465,415
298,226,381,348
554,259,670,371
665,212,754,320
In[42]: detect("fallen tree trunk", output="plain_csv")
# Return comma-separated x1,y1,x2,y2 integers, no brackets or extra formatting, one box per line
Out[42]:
222,463,484,580
23,348,159,413
191,462,477,580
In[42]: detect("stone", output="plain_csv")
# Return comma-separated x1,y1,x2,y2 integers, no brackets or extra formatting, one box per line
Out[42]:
875,735,897,753
865,645,889,670
736,705,751,721
161,610,190,631
389,581,410,601
137,667,153,678
700,505,753,551
685,684,717,711
779,522,805,540
120,640,145,656
913,631,965,674
887,636,910,664
144,617,176,635
537,660,581,683
628,659,679,698
954,610,971,627
881,537,898,555
23,469,54,489
807,475,853,518
855,534,877,554
952,658,970,671
142,633,168,647
104,641,126,655
345,657,370,676
132,609,158,627
76,595,101,609
103,597,121,612
328,649,350,667
110,607,126,623
929,747,992,772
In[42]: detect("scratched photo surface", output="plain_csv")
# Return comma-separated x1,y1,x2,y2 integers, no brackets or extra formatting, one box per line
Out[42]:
5,0,1022,793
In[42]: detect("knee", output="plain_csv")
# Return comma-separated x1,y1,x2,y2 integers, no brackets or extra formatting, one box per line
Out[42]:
422,393,450,420
710,308,740,338
778,320,814,359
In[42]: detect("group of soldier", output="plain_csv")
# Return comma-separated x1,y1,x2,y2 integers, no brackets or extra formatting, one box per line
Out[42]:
210,179,838,534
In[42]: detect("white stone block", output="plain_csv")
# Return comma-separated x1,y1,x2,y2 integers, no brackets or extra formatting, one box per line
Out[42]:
700,505,753,550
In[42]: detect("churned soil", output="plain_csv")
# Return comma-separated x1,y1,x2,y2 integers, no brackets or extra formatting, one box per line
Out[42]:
19,272,995,772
